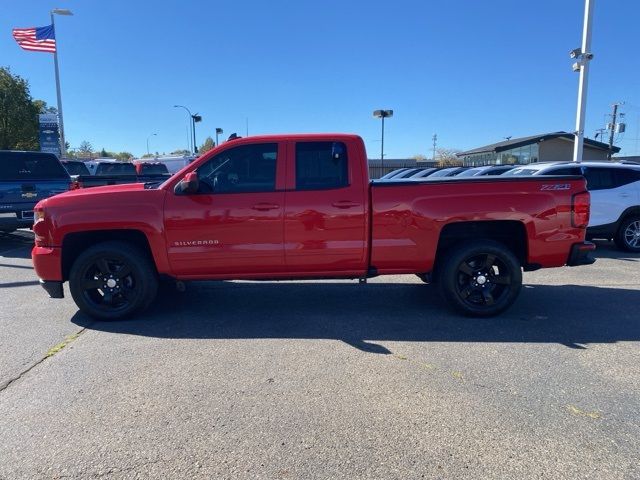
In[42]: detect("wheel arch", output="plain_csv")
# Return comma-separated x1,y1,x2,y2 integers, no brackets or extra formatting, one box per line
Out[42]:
433,220,529,278
61,229,157,281
616,205,640,229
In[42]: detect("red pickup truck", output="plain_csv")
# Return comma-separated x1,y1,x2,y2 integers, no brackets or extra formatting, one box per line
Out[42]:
31,134,595,320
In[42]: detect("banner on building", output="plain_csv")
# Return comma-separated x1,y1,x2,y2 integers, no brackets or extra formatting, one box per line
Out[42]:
38,113,61,156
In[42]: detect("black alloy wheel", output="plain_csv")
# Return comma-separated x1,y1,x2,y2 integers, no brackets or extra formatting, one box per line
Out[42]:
438,240,522,317
69,241,158,320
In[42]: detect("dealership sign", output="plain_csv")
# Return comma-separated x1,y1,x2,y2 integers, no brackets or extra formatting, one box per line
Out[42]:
38,113,60,156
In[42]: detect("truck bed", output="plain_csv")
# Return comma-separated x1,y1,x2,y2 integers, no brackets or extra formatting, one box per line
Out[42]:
370,175,587,273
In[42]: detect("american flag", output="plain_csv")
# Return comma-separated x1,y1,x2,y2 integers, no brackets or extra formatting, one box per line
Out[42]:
12,25,56,53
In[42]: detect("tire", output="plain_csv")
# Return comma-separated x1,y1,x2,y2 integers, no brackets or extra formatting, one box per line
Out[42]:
437,240,522,317
614,216,640,252
69,241,158,320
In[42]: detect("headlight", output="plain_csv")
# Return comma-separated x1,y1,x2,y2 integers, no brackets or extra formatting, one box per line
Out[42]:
34,208,46,223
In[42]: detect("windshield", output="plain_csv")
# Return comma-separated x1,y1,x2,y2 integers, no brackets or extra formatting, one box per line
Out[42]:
456,168,483,177
503,167,539,176
139,163,168,175
95,163,136,175
62,161,90,176
429,168,457,177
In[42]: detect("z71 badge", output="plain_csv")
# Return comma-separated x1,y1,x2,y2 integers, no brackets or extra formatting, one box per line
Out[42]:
540,184,571,191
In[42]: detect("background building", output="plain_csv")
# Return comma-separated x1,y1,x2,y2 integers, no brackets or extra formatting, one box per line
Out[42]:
458,132,620,166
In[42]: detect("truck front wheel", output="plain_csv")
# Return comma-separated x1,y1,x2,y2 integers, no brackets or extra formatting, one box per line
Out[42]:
69,241,158,320
438,240,522,317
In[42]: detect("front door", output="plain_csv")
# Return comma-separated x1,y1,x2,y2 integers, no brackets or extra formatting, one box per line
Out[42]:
164,142,286,277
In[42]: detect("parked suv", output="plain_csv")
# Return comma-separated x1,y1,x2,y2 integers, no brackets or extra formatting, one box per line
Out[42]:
507,162,640,251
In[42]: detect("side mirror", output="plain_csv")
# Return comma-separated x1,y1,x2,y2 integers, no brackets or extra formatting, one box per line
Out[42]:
177,171,199,194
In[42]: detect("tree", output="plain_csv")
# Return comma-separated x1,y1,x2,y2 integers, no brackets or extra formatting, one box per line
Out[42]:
171,149,191,155
78,140,93,156
412,154,427,162
199,136,215,154
435,148,463,167
114,152,133,162
0,67,40,150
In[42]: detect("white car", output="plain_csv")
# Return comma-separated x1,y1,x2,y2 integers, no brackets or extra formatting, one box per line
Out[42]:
505,162,640,252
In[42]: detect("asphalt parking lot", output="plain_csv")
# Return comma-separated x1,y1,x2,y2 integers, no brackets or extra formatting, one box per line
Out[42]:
0,230,639,479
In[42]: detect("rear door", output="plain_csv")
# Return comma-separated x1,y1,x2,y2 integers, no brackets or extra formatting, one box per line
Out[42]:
283,140,367,274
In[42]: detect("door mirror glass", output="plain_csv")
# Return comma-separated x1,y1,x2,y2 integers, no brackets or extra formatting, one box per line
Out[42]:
176,171,199,194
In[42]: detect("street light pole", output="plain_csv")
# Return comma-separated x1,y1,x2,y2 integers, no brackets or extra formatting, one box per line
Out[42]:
215,127,223,146
50,8,72,157
571,0,595,163
174,105,194,154
146,133,157,156
373,109,393,172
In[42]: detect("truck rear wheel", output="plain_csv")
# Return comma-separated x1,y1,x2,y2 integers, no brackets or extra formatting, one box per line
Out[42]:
69,241,158,320
438,240,522,317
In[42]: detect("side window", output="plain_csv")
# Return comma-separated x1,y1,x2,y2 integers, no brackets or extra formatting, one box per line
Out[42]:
582,167,616,191
295,142,349,190
196,143,277,193
613,168,640,188
545,167,581,176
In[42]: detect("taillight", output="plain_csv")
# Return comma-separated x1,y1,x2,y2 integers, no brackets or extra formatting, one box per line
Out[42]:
572,191,590,228
70,180,81,190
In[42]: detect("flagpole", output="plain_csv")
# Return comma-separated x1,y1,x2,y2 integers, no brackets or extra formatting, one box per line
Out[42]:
51,11,66,157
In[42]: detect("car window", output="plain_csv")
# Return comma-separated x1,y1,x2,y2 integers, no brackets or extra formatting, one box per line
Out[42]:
295,141,348,190
197,143,277,193
0,152,69,180
582,167,616,190
613,168,640,187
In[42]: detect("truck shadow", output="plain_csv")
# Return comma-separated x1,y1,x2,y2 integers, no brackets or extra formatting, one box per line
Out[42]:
72,281,640,354
0,230,34,260
591,240,640,261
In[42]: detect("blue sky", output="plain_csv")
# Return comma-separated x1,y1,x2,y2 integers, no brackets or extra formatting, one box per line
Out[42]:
3,0,640,158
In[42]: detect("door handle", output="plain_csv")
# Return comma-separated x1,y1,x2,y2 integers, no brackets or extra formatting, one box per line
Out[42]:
332,201,360,209
251,203,280,211
619,193,630,198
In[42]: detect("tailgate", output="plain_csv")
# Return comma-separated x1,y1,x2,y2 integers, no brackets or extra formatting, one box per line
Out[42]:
0,180,69,218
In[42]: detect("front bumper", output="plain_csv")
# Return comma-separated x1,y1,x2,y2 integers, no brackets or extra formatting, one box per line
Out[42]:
567,241,596,266
32,245,64,299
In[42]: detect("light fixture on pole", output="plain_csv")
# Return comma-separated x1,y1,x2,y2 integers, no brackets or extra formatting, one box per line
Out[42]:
174,105,194,154
373,109,393,171
215,127,223,146
50,8,73,157
571,0,595,163
146,133,157,156
192,113,202,153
